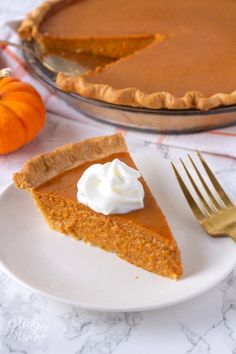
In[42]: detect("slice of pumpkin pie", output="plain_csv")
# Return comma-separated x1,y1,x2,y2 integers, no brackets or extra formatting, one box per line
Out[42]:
13,133,183,279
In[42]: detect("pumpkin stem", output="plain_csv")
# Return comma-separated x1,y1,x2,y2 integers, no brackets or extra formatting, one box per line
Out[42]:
0,68,12,78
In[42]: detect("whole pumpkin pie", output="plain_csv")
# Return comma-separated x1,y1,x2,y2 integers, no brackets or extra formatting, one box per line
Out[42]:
19,0,236,111
13,133,183,279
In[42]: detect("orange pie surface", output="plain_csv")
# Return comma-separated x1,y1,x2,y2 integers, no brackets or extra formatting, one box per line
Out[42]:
19,0,236,110
35,152,169,236
13,134,183,279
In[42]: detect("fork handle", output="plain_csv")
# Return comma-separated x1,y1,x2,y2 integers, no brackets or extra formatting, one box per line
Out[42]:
228,230,236,243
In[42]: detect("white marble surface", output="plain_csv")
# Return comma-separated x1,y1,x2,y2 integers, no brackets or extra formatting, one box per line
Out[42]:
0,113,236,354
1,1,236,352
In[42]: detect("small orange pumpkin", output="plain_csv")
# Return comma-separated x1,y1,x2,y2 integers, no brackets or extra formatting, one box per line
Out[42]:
0,75,46,154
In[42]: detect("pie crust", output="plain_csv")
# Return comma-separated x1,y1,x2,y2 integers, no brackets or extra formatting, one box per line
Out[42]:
56,72,236,111
18,0,61,41
13,133,127,190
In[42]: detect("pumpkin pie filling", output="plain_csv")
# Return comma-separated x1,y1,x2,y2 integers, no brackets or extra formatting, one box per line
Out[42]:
34,152,169,235
13,134,183,279
19,0,236,110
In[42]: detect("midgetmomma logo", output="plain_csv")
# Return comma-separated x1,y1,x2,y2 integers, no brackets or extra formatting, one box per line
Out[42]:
5,316,49,343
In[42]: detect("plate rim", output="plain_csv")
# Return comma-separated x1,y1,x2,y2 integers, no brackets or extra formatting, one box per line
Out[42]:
1,236,235,312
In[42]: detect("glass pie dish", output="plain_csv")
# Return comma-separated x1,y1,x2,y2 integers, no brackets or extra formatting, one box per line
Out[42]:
22,40,236,134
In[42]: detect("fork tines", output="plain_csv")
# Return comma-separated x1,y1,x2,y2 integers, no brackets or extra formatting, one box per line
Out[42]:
171,151,233,220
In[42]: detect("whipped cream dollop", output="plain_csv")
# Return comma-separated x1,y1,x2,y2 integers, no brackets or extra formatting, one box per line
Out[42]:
77,158,145,215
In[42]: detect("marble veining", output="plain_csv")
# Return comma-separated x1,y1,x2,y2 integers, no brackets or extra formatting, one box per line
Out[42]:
179,271,236,354
60,310,142,354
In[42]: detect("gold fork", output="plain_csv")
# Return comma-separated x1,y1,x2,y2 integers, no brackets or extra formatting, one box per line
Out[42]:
171,151,236,242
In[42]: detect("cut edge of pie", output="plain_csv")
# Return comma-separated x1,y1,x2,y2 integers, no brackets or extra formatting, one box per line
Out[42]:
18,0,236,111
18,0,162,59
13,133,183,280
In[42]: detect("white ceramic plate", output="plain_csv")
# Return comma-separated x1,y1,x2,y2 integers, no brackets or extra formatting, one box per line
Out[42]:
0,155,235,312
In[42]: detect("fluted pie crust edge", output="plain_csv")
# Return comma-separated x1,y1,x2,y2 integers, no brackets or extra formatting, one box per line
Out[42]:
56,72,236,111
